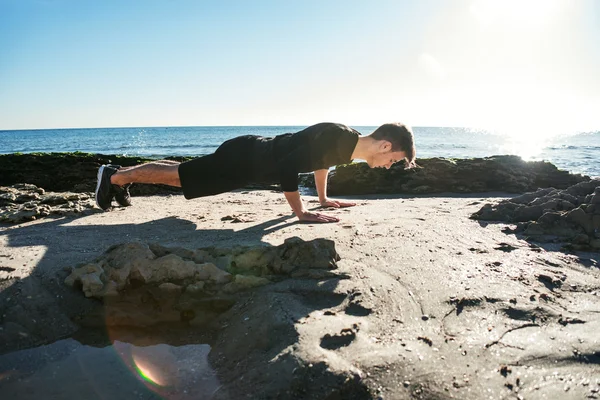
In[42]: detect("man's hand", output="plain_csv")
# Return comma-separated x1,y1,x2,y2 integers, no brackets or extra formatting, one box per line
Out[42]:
284,190,340,223
320,198,357,208
298,210,340,223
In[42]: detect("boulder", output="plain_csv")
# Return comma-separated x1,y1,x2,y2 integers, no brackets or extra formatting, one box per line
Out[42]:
64,238,342,327
131,254,201,284
196,263,233,284
472,179,600,251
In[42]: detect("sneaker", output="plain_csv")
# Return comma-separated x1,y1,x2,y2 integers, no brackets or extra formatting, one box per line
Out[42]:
113,183,132,207
95,165,118,210
107,164,132,207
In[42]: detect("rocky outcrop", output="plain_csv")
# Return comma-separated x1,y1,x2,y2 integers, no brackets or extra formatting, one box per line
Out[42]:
471,179,600,251
0,152,278,196
0,184,95,223
300,155,589,195
0,152,188,195
64,237,340,327
2,153,590,198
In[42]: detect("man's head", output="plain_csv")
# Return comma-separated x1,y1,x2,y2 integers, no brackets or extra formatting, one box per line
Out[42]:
365,123,416,169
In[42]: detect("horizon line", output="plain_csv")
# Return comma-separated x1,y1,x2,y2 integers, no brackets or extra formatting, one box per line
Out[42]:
0,123,491,132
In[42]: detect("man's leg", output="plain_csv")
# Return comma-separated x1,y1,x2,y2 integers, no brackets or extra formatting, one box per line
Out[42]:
95,161,183,210
111,161,181,187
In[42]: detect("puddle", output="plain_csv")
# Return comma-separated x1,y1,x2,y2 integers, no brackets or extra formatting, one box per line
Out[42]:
0,338,222,399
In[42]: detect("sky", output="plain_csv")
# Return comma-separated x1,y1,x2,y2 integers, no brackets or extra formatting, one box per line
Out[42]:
1,0,599,134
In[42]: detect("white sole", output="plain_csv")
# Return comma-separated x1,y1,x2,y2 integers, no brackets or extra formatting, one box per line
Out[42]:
95,165,105,209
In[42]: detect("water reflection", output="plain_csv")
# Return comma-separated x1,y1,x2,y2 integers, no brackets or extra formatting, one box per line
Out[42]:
500,136,548,161
0,338,221,399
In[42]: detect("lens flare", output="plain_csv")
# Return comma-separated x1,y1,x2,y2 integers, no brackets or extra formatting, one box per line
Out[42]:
133,357,166,387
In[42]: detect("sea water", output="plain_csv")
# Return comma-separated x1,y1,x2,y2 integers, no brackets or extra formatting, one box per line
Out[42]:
0,126,598,177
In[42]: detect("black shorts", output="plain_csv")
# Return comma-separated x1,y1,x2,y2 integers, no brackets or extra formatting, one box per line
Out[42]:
178,136,259,199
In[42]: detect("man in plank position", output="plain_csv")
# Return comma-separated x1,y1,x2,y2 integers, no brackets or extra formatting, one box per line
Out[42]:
95,122,416,223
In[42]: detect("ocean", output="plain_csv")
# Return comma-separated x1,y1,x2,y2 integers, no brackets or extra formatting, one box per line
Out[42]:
1,126,599,178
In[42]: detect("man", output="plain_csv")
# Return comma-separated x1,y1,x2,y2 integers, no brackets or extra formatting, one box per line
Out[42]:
95,122,416,223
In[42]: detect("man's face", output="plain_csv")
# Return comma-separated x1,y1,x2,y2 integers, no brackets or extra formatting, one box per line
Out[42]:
369,149,407,169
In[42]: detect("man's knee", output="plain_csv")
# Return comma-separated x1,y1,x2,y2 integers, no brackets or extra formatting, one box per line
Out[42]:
167,164,181,186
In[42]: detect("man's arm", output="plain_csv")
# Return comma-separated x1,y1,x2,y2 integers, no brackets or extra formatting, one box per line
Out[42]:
314,169,329,204
313,169,357,208
283,190,339,223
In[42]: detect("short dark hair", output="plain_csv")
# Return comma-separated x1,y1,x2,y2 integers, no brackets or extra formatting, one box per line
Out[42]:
371,123,416,167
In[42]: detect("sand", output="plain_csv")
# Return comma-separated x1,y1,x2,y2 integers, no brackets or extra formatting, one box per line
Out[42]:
1,190,599,399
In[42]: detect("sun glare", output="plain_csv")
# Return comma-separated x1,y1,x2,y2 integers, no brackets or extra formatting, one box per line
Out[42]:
469,0,565,29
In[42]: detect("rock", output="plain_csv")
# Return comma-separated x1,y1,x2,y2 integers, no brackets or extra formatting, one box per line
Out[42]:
510,188,556,205
80,273,104,297
513,204,549,222
104,242,156,288
149,243,195,260
65,238,342,327
231,248,274,274
0,153,185,193
0,192,17,202
65,263,104,287
474,179,600,251
213,254,234,271
0,184,95,224
538,212,562,225
193,249,213,264
131,254,201,284
103,281,119,297
572,234,590,245
185,282,205,295
222,275,271,293
41,193,82,205
158,282,183,294
196,263,233,284
0,208,40,223
278,237,340,272
566,181,599,197
301,155,588,196
522,222,545,236
566,207,594,234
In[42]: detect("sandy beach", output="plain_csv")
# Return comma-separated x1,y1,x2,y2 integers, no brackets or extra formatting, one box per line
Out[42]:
1,189,599,399
3,0,600,398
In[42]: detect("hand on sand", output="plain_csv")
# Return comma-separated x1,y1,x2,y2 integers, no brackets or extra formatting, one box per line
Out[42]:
320,198,356,208
298,210,340,223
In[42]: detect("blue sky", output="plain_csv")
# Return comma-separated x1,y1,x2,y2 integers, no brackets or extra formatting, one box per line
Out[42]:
1,0,599,134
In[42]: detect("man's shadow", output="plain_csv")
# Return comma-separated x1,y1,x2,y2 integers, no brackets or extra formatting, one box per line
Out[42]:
0,212,365,399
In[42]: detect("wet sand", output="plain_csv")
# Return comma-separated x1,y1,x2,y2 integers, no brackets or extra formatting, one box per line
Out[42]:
1,190,599,399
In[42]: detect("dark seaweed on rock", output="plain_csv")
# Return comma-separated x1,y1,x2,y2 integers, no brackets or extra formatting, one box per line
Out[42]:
1,153,590,197
0,152,190,195
300,155,588,195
